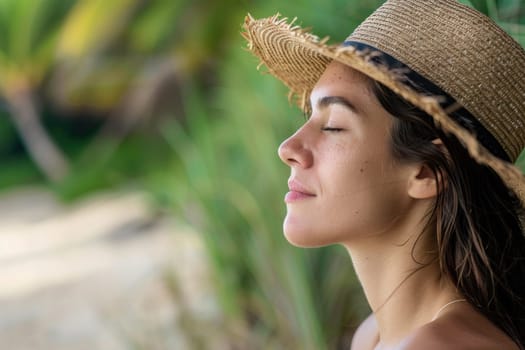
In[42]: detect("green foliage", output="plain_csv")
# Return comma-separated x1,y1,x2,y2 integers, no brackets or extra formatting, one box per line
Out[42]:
0,0,74,88
54,129,172,201
0,157,42,190
0,107,43,190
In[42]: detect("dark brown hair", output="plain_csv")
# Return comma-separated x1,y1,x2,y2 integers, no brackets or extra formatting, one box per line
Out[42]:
372,81,525,349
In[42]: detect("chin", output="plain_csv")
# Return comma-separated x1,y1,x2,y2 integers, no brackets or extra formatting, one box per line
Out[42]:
283,220,331,248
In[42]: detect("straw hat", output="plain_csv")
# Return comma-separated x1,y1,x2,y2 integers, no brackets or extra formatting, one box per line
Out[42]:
242,0,525,204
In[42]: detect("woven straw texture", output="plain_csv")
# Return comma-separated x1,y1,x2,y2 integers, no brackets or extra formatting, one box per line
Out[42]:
242,0,525,204
349,0,525,162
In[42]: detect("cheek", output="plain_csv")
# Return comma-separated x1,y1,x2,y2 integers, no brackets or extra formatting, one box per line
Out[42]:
282,158,376,247
322,155,409,240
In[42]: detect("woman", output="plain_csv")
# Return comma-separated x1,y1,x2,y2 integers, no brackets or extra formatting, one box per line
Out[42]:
243,0,525,349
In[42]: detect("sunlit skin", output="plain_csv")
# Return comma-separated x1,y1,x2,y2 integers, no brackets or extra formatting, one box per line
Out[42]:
278,62,518,349
278,62,434,249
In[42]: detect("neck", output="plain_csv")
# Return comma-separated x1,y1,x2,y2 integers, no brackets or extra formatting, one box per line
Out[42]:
343,211,461,346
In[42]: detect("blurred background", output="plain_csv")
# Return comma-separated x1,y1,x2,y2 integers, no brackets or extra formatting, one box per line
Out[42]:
0,0,523,349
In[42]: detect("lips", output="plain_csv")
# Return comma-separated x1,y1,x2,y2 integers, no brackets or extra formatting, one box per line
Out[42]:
285,179,316,203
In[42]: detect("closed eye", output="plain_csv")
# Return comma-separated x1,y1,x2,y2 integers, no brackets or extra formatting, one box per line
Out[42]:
322,127,344,132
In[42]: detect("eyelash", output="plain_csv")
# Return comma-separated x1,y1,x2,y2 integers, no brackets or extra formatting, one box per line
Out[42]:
321,127,344,132
303,111,344,132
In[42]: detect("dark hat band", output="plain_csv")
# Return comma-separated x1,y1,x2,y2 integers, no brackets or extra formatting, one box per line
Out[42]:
343,41,510,162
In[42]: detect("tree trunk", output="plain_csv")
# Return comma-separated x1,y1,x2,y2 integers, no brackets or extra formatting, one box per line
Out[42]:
6,89,70,183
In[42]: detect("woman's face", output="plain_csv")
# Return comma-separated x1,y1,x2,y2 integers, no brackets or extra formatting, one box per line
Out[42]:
278,62,417,247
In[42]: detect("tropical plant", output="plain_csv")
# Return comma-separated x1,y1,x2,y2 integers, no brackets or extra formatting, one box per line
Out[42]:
46,0,252,199
0,0,247,189
0,0,75,182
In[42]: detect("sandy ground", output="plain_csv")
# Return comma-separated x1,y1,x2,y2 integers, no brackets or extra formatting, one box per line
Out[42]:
0,188,222,350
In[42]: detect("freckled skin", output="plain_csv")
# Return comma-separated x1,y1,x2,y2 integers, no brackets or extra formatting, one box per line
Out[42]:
278,62,415,247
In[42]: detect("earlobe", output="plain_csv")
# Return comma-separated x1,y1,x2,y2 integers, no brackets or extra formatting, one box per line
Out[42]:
407,164,438,199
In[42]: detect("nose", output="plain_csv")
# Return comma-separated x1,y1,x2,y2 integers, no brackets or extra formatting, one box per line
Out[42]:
278,127,313,168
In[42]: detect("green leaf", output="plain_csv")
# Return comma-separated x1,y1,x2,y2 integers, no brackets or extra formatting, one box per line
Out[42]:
458,0,475,7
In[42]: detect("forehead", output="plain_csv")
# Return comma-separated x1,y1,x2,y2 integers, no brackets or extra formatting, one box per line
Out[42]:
310,62,374,102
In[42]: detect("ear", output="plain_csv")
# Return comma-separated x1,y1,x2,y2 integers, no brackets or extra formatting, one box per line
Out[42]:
407,163,438,199
407,139,445,199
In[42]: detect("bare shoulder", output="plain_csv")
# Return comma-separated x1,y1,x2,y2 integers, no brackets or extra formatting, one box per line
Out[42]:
351,313,378,350
401,307,519,350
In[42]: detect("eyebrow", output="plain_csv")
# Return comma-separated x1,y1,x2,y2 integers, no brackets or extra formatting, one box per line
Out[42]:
316,95,357,113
